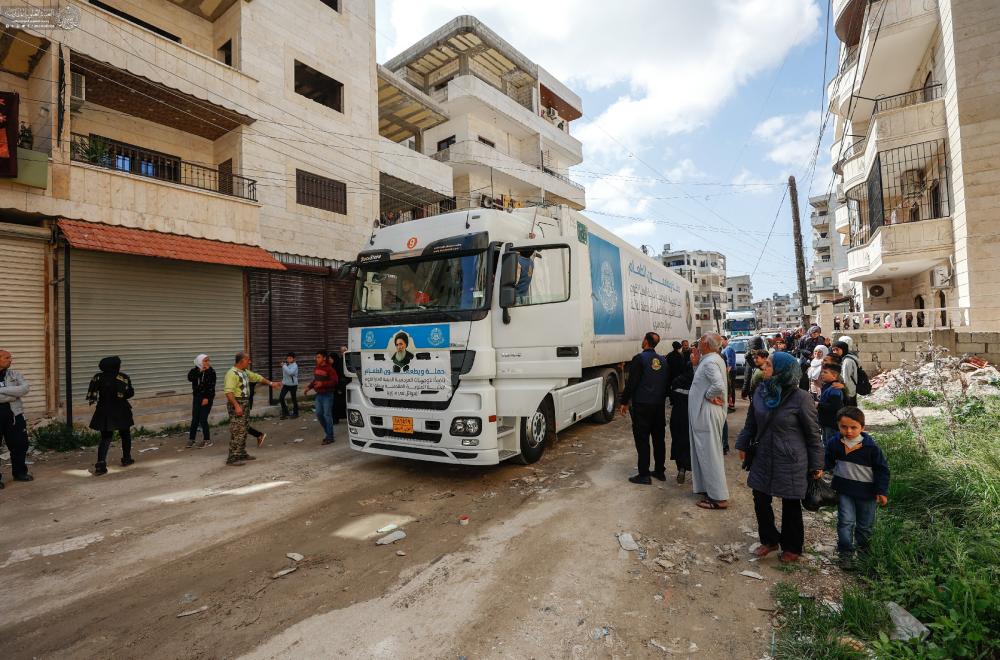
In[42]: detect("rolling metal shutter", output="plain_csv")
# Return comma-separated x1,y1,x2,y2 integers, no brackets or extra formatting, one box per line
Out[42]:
0,226,48,417
59,250,245,409
247,270,353,386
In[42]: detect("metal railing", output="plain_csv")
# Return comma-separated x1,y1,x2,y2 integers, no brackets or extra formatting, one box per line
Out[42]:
829,307,970,332
542,165,585,191
70,133,257,201
873,83,943,114
840,46,859,73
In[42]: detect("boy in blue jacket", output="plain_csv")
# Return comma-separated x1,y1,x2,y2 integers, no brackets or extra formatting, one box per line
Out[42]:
816,363,844,442
824,406,890,568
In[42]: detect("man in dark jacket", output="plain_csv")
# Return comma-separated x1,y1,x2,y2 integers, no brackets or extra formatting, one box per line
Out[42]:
0,349,33,486
618,332,670,485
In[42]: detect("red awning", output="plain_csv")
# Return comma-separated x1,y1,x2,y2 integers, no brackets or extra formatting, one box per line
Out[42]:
58,220,285,270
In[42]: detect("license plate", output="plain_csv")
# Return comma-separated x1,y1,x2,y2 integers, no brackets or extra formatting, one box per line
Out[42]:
392,416,414,434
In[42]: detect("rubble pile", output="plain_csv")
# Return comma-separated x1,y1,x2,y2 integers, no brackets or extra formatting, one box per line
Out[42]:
869,358,1000,404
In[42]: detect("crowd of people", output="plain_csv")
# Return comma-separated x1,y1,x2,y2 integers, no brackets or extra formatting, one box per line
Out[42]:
618,326,890,568
0,347,350,484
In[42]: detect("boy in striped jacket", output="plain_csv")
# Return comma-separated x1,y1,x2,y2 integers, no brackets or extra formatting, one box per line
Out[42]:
823,406,890,567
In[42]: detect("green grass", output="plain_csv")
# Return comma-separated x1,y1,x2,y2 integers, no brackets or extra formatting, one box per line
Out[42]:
772,396,1000,659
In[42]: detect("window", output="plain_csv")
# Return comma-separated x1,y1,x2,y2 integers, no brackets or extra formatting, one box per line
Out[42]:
319,0,340,10
509,246,570,307
217,40,233,67
477,136,496,148
436,135,456,152
296,169,347,214
294,60,344,113
89,1,181,42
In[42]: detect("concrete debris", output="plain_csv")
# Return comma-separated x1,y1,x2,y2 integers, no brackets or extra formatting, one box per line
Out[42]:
655,558,675,571
740,570,765,580
715,543,742,564
887,601,930,641
430,491,455,500
272,567,297,579
286,552,304,562
649,638,668,652
869,359,1000,403
376,530,407,545
617,533,639,552
176,605,209,618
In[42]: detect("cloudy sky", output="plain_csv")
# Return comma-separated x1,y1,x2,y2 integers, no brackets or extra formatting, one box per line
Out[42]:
375,0,837,301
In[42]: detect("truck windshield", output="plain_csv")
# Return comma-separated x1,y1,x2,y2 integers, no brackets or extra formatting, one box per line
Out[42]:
352,251,491,319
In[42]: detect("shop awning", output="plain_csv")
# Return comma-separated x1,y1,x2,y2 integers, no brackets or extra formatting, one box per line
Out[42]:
58,219,285,270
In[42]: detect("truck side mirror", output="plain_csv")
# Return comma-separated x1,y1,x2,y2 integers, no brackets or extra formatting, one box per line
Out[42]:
499,251,518,309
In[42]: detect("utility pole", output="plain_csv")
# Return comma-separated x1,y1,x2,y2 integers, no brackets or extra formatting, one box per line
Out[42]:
712,294,722,334
788,175,810,328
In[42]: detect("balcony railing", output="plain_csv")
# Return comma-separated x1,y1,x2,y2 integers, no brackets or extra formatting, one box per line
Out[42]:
70,134,257,202
873,83,943,114
433,141,585,192
542,165,585,191
830,307,970,332
847,138,950,248
840,46,860,73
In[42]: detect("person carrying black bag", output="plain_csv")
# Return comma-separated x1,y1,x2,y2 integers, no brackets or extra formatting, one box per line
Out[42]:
735,351,824,563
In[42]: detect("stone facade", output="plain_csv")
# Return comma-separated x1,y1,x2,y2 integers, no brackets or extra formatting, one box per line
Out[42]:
846,329,1000,373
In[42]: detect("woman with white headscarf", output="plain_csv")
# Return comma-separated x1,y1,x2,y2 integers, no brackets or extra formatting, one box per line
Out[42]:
807,344,829,397
186,354,217,448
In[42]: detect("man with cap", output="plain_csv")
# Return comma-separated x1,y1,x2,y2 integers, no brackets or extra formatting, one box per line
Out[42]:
618,332,671,485
0,349,33,487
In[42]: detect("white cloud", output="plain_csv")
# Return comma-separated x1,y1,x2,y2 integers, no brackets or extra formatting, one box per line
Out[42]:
377,0,822,164
663,158,705,182
584,166,656,217
753,110,822,170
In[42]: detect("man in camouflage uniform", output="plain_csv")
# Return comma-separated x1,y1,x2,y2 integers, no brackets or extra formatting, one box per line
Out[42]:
223,352,279,466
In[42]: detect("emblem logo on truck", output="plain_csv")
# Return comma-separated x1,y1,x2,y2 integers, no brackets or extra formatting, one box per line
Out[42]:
428,327,444,346
363,330,376,348
598,261,618,314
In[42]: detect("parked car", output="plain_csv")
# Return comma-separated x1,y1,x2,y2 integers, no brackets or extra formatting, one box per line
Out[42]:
730,338,749,383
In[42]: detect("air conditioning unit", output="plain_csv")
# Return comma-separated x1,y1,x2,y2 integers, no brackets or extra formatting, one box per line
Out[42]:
865,283,893,299
930,264,952,289
70,71,86,111
901,169,926,198
545,107,558,119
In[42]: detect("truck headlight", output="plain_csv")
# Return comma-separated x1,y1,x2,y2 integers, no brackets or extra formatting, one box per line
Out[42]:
348,409,364,427
450,417,482,437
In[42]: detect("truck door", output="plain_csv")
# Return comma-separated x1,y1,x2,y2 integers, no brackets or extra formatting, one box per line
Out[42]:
492,242,581,380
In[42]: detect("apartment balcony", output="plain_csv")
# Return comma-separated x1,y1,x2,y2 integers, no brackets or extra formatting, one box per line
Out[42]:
441,75,583,164
433,139,585,209
846,215,953,282
827,47,859,116
811,211,830,228
376,136,454,201
65,1,259,121
834,0,867,45
813,234,833,250
842,86,945,191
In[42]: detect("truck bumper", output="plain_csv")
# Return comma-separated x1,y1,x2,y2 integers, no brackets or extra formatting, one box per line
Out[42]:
346,381,501,465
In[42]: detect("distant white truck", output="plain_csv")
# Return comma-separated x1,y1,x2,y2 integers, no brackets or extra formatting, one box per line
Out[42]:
344,206,694,465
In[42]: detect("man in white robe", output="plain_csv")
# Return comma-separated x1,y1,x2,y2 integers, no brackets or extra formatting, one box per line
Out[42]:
688,333,730,508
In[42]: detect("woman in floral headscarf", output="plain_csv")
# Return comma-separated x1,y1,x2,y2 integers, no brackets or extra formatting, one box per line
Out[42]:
735,352,824,563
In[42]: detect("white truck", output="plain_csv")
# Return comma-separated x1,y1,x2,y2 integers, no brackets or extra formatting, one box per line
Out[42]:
344,205,694,465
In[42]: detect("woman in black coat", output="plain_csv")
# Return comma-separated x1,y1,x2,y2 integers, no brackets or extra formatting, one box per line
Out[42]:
668,348,695,483
186,354,216,448
735,351,824,562
86,356,135,476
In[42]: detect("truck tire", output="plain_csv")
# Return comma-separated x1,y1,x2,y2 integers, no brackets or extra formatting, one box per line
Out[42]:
589,374,618,424
514,398,554,464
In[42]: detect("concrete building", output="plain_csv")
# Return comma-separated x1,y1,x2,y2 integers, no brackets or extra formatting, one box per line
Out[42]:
826,0,1000,330
807,193,851,313
0,0,452,423
725,274,753,311
384,16,586,212
754,292,802,330
662,246,727,337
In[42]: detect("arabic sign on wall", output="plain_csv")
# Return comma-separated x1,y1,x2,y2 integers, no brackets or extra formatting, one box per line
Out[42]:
588,233,687,338
360,324,451,400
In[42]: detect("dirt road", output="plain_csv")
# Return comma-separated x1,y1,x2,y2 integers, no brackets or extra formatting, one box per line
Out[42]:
0,404,844,659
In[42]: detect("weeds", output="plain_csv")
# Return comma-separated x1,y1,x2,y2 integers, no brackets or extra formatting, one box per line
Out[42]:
30,423,100,452
772,391,1000,659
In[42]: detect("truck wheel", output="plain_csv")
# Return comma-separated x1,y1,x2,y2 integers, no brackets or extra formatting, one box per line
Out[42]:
589,374,618,424
514,399,554,464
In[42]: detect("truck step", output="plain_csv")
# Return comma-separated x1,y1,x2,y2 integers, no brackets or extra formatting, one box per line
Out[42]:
498,449,519,461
